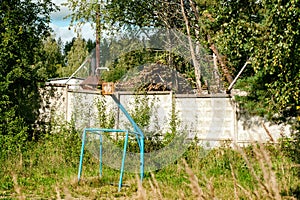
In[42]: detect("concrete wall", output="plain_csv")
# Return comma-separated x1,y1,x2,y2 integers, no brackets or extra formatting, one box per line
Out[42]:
44,84,291,147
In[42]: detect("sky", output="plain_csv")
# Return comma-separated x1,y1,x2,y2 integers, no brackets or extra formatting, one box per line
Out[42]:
50,0,96,45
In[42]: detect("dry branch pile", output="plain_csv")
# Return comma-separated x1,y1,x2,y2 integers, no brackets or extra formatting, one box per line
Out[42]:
115,64,196,94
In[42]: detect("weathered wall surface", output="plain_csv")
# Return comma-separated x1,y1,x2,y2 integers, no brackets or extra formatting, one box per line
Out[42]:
176,95,236,147
43,84,290,147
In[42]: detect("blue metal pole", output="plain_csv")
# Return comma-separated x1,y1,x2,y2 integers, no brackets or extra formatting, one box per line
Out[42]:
110,95,145,186
111,95,144,137
78,129,87,183
135,134,141,149
99,134,103,177
119,131,129,192
140,136,144,181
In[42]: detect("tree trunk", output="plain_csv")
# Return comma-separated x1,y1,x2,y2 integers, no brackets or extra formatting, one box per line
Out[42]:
95,4,101,77
189,0,234,84
209,43,233,84
181,0,202,94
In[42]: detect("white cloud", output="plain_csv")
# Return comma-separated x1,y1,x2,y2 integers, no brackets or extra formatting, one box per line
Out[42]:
80,23,96,41
50,0,70,20
51,6,71,22
50,0,96,44
50,22,95,45
50,23,75,43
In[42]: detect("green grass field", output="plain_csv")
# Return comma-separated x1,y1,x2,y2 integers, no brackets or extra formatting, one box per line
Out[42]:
1,130,299,199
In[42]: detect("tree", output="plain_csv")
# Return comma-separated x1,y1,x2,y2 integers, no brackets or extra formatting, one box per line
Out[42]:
65,0,208,92
231,0,300,128
61,36,89,77
64,37,76,56
65,0,300,128
0,0,57,156
86,39,96,53
193,0,299,128
42,36,65,78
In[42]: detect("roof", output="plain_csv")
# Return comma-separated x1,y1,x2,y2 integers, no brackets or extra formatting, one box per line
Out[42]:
115,63,196,94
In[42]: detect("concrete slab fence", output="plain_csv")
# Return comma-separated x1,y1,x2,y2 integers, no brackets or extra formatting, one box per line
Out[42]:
42,83,290,147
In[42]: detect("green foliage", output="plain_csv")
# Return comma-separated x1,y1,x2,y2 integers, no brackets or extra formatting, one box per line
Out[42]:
124,94,165,153
104,0,186,29
97,96,115,129
128,94,154,129
249,0,300,125
67,0,184,30
212,0,261,75
1,0,299,198
41,36,65,78
0,0,57,156
0,112,28,159
279,136,300,165
64,38,95,56
63,0,103,29
1,134,299,199
207,0,300,128
42,121,82,167
64,0,299,128
164,93,180,144
86,39,96,53
58,36,89,77
102,48,194,83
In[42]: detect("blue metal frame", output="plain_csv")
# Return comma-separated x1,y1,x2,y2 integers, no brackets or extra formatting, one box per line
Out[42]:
111,95,144,181
77,95,144,191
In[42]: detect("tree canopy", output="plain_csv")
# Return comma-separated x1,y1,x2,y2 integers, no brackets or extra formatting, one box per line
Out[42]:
0,0,57,155
0,0,298,156
60,36,89,77
64,0,299,129
214,0,300,127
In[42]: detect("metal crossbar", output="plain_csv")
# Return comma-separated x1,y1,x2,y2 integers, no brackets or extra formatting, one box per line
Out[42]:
77,128,144,191
77,94,145,191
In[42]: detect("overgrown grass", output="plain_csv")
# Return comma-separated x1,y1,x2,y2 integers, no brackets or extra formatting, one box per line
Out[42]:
0,125,299,199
